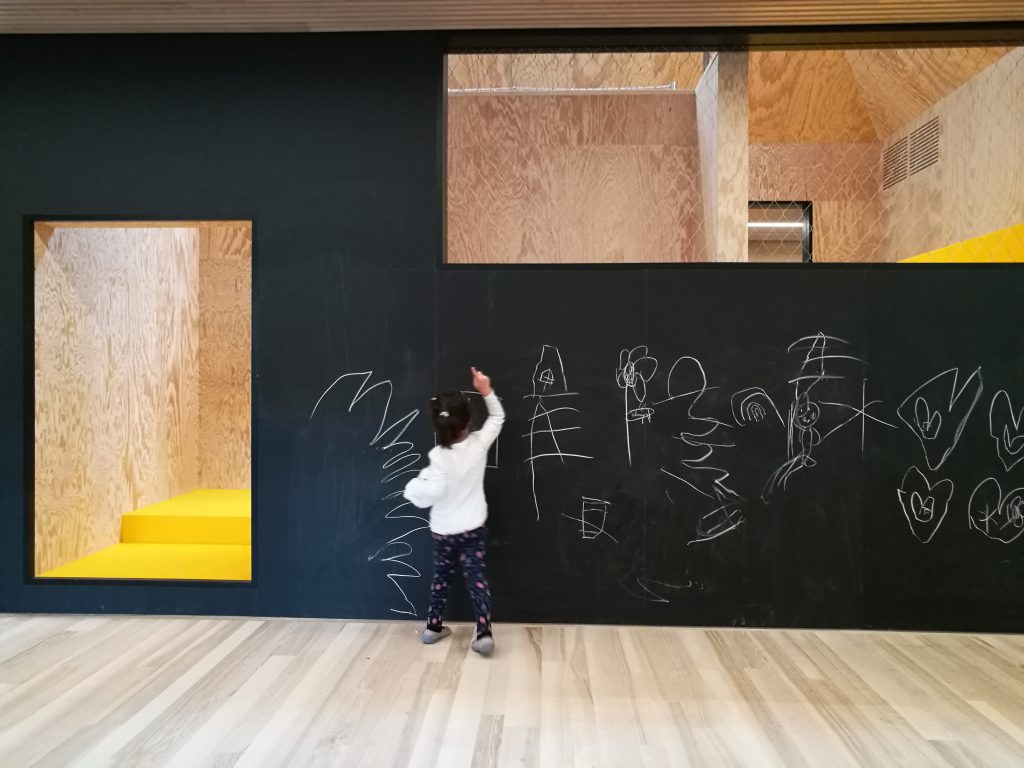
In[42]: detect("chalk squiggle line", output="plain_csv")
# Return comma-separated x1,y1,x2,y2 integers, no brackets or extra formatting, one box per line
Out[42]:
312,371,427,616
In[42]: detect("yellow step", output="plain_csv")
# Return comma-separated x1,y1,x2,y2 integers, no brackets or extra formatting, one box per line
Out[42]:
39,543,251,581
900,223,1024,263
121,489,251,545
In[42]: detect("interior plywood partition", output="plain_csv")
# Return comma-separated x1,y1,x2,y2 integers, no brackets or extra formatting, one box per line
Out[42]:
447,91,707,263
750,143,885,261
448,48,1013,266
34,222,251,575
34,225,200,574
881,47,1024,261
696,51,750,262
743,47,1015,263
198,224,252,489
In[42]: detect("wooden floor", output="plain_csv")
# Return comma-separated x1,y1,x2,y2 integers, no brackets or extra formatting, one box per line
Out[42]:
1,615,1023,767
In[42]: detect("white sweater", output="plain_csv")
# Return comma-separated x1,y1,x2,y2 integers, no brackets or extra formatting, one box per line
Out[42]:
403,392,505,535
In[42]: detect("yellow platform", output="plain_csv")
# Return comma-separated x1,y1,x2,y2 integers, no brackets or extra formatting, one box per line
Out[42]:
41,489,251,581
40,543,251,581
900,223,1024,263
122,489,251,544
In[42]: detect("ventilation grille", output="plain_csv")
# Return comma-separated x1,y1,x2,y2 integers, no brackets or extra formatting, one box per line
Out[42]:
909,117,941,175
882,116,941,190
882,136,908,190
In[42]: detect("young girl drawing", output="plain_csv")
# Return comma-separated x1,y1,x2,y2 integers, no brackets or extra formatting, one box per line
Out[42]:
403,367,505,655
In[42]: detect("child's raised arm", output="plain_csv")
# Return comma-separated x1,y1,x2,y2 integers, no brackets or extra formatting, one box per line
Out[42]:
472,367,505,448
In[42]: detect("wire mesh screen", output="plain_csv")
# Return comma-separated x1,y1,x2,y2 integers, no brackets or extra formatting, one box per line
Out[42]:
446,46,1023,264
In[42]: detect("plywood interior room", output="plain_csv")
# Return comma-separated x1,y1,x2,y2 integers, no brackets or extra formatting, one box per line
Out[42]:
446,46,1024,264
34,221,252,580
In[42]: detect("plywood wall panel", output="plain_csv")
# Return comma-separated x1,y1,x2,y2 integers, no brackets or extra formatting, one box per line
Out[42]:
696,56,720,261
750,51,878,144
35,227,201,574
716,52,749,262
750,143,882,201
448,91,700,148
198,383,252,491
447,92,706,263
844,47,1013,139
816,199,885,262
696,52,749,262
749,48,1010,145
938,49,1024,246
198,224,252,489
448,52,705,91
881,47,1024,261
750,143,885,262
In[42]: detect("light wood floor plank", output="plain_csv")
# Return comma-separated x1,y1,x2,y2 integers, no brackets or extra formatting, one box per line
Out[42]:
164,653,294,767
72,620,263,766
233,621,369,767
1,615,1023,767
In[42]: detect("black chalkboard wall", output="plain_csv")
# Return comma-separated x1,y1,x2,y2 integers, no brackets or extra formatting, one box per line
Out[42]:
1,34,1022,632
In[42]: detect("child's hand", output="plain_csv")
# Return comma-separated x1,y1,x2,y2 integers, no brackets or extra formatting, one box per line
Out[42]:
471,367,493,396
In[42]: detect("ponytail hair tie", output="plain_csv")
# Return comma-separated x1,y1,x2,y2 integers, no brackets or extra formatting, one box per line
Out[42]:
439,410,450,417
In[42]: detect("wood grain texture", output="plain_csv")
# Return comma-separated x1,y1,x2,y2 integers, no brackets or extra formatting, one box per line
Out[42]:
715,52,749,263
815,198,885,263
749,48,1011,144
197,224,252,490
0,1,1020,33
696,55,720,261
750,143,886,262
447,92,707,263
2,616,1024,766
448,52,704,91
696,52,749,261
34,227,202,574
750,51,878,144
881,47,1024,261
451,48,1011,148
845,47,1013,139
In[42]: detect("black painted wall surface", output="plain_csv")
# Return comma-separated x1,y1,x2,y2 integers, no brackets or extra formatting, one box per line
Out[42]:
1,34,1022,631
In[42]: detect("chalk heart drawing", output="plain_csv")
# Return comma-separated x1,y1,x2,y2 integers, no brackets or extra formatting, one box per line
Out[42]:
968,477,1024,544
914,398,942,440
989,390,1024,472
897,367,983,471
896,466,952,544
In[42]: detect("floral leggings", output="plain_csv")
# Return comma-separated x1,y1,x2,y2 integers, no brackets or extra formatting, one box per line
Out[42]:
426,525,491,637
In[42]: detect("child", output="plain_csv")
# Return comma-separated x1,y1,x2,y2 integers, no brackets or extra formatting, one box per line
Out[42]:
403,367,505,655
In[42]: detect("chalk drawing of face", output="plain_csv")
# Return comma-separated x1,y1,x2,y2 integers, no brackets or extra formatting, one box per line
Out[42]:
794,394,820,430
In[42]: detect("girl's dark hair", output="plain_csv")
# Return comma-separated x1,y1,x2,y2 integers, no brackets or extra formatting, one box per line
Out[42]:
432,391,472,448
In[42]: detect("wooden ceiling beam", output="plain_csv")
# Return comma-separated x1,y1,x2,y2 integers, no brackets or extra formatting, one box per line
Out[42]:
1,1,1022,35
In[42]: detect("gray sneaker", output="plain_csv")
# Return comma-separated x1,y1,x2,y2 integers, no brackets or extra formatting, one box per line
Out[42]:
421,626,451,644
471,634,495,656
